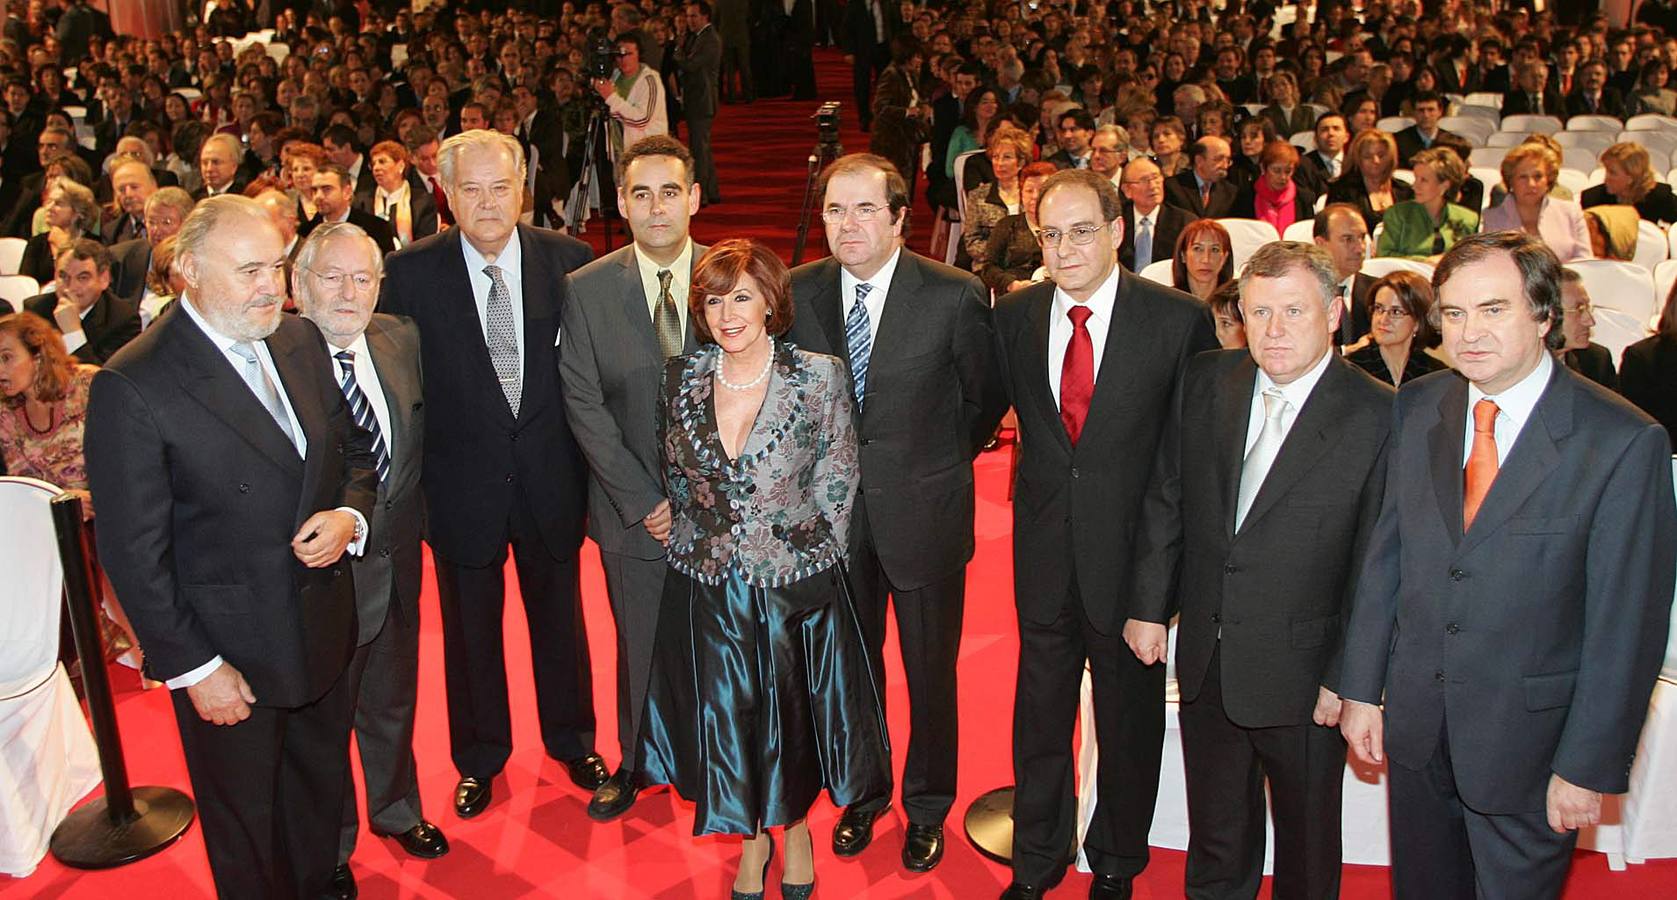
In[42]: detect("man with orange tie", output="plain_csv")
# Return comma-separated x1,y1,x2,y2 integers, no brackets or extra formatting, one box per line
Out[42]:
992,169,1216,900
1339,231,1677,899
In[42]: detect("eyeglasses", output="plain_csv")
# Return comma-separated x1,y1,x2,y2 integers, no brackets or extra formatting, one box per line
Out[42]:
1371,304,1411,320
821,203,887,224
1037,222,1110,248
306,268,378,292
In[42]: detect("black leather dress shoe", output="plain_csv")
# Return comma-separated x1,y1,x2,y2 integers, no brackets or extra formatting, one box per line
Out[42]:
378,820,450,859
1088,873,1132,899
330,863,357,899
999,884,1043,900
454,776,492,819
561,753,611,791
831,803,889,857
586,769,642,821
901,823,944,872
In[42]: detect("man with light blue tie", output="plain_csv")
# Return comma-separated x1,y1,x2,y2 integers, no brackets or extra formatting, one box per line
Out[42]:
295,222,447,900
1119,157,1196,273
787,153,1007,873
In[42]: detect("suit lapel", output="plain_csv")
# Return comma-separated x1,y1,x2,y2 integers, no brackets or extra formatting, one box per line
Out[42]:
1215,355,1256,538
811,258,848,365
438,229,515,426
269,325,329,510
869,251,922,379
1076,272,1154,450
364,319,413,484
519,225,551,424
1458,365,1571,555
1237,358,1351,535
1426,374,1469,544
167,310,305,479
619,246,664,362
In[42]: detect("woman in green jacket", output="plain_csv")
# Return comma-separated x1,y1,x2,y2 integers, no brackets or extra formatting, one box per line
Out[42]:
1375,146,1479,261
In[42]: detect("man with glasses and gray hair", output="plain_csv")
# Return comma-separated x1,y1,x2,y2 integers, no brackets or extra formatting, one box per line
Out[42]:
293,222,447,899
1126,241,1394,900
992,168,1217,900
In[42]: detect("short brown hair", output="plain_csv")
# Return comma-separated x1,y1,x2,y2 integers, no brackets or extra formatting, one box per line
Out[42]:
616,133,694,186
818,153,910,226
1367,269,1440,348
1037,168,1124,222
1432,231,1565,351
688,239,794,344
370,139,409,166
0,312,77,404
55,237,112,274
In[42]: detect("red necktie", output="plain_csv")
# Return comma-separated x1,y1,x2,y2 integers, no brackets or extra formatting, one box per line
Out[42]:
1463,399,1499,530
432,179,453,225
1061,305,1094,445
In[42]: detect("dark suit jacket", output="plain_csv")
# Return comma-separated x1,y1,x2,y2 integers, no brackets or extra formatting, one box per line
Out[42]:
1393,126,1459,169
1619,333,1677,444
677,23,722,119
24,290,141,364
1262,104,1316,137
1132,352,1393,727
300,208,397,256
1295,150,1341,198
787,251,1008,590
1327,175,1415,228
108,238,151,302
346,314,425,645
560,243,705,561
1347,342,1446,386
1340,271,1376,347
191,175,251,201
377,224,593,567
1119,202,1197,272
1340,364,1677,812
1564,87,1631,120
1564,343,1620,392
84,310,379,705
1501,87,1564,118
1165,170,1239,219
994,272,1218,632
355,175,441,246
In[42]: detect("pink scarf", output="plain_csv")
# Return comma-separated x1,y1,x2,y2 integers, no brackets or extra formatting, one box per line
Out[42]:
1253,177,1298,232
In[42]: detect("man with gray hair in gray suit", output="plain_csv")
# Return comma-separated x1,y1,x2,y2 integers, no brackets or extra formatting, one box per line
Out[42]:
293,222,447,900
561,134,708,822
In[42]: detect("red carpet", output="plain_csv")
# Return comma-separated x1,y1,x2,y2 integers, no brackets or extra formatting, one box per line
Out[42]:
6,51,1675,900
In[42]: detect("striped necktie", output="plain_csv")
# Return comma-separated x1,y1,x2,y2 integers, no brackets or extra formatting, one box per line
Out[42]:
335,349,391,483
845,282,874,409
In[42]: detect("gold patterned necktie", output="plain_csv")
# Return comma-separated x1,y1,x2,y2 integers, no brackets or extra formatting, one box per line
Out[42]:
654,269,682,358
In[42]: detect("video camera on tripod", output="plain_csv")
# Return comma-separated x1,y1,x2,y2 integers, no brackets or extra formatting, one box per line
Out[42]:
793,102,847,265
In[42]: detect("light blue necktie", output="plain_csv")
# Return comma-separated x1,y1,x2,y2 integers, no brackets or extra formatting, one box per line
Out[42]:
335,350,390,483
1135,214,1153,267
845,283,874,409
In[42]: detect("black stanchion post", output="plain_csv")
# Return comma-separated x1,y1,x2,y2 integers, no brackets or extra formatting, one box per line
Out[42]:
47,492,195,869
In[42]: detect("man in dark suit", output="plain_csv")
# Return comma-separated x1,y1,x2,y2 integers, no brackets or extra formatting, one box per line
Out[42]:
842,0,889,130
1565,60,1631,120
1502,60,1563,117
1339,231,1677,899
993,170,1218,900
1433,37,1481,96
104,157,155,247
324,123,379,211
676,2,723,204
84,195,379,899
561,136,705,822
193,133,250,200
301,165,398,256
91,82,138,159
1313,203,1374,348
293,223,449,898
23,239,140,365
1165,135,1238,219
107,186,193,310
787,153,1007,872
1118,157,1196,273
378,130,606,821
1127,242,1393,899
1393,92,1457,169
1046,108,1097,170
1294,113,1349,198
1558,269,1620,392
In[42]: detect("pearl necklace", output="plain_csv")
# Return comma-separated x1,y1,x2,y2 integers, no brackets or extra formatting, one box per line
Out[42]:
716,346,774,391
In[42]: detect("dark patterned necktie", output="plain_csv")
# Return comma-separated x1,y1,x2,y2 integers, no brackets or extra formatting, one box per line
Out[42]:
483,264,522,416
846,283,874,409
335,350,390,483
654,269,682,358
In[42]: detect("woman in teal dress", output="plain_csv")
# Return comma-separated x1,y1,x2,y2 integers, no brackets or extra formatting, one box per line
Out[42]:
1375,146,1480,261
639,239,889,900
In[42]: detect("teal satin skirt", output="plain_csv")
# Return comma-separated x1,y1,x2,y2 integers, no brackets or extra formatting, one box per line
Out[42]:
638,564,891,836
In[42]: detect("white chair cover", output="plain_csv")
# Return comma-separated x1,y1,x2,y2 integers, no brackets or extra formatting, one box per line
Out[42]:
1635,220,1670,272
1469,147,1511,169
1139,258,1175,286
1215,218,1281,271
1282,219,1315,243
1469,168,1504,209
1462,92,1505,110
1376,116,1415,133
948,149,982,267
1627,113,1677,131
0,238,26,277
0,477,100,878
1440,117,1494,147
1500,114,1564,134
1556,168,1591,198
0,275,39,306
1653,260,1677,317
1289,131,1316,153
1454,104,1503,122
1567,114,1627,132
1563,146,1601,173
1568,258,1657,325
1362,258,1435,280
1485,131,1528,148
1553,131,1620,155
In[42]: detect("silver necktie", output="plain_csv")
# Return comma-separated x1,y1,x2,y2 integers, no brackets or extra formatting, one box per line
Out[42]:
1235,388,1288,532
230,341,297,449
483,264,522,417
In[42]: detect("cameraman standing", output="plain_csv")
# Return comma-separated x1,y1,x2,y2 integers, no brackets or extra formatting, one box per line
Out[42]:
595,36,669,166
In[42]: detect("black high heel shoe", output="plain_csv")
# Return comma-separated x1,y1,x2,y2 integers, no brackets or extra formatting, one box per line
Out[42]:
730,834,776,900
781,828,814,899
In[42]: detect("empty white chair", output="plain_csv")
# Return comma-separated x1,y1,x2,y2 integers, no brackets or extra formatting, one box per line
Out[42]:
60,105,85,123
1635,220,1670,272
0,476,101,878
1592,305,1652,375
1556,168,1591,197
175,86,201,101
1440,116,1494,146
1486,131,1528,148
1554,130,1620,154
1216,218,1282,270
1455,104,1503,122
0,274,39,306
947,150,982,266
1377,116,1415,133
1290,130,1316,152
1654,259,1677,314
1139,258,1175,286
1590,166,1610,187
1567,259,1658,347
0,237,25,276
1627,113,1677,131
1563,146,1601,173
1463,92,1505,110
1243,104,1267,117
1567,114,1625,133
1392,169,1415,185
1469,167,1504,210
1501,114,1564,134
1470,147,1511,169
1282,219,1315,242
1361,258,1435,280
1313,193,1327,213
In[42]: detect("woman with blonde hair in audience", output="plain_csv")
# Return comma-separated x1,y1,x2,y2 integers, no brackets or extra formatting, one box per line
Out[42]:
19,180,99,286
1171,218,1235,301
1376,146,1479,261
1582,142,1677,226
1347,270,1446,386
1328,128,1413,228
1481,141,1592,261
961,124,1033,270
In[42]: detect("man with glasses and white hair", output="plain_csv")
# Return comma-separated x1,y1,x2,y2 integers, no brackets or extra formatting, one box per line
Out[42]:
786,152,1007,874
378,128,602,823
85,195,379,899
1088,124,1130,186
992,168,1216,900
293,222,447,899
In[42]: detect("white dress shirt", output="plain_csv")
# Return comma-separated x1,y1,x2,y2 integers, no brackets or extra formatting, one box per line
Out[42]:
635,238,693,336
1048,265,1121,408
1242,348,1334,456
167,296,369,690
1463,352,1553,467
59,300,96,354
839,245,901,346
462,230,526,367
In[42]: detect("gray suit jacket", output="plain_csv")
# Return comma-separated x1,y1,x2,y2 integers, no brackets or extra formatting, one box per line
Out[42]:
560,243,705,560
677,24,722,120
346,314,425,645
1341,364,1677,813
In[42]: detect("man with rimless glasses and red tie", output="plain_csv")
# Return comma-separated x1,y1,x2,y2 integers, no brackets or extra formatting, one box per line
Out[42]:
1339,231,1677,899
992,169,1216,900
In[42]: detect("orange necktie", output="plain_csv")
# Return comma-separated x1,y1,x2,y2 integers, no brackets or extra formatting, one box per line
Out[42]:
1463,399,1499,530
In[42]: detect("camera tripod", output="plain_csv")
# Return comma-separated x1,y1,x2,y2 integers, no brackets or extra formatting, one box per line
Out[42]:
565,98,620,251
792,121,846,266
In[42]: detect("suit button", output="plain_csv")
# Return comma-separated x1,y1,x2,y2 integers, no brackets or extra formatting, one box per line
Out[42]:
505,474,515,484
1449,568,1466,582
332,567,343,578
1223,563,1237,574
1210,613,1222,623
238,483,250,493
1435,670,1446,682
380,547,392,558
1070,467,1079,479
384,499,393,510
1446,622,1461,635
511,432,519,442
860,438,872,446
